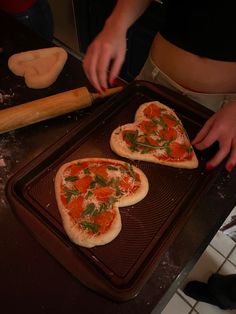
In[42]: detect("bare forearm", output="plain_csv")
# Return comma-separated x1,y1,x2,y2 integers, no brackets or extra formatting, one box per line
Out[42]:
105,0,153,33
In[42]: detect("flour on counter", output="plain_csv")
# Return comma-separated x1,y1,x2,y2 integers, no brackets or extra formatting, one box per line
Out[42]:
0,89,14,106
0,131,22,209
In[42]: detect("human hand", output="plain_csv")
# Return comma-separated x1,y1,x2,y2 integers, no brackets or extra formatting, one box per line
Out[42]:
192,100,236,172
82,24,127,93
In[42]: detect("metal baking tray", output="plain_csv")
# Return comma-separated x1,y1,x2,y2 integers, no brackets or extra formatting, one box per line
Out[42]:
6,81,223,301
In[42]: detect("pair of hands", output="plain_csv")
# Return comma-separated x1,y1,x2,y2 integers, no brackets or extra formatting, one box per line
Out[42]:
83,30,236,172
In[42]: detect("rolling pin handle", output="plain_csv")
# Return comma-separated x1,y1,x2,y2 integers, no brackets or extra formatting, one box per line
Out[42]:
91,86,123,101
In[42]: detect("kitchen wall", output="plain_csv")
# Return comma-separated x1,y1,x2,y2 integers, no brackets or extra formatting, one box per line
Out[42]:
48,0,80,54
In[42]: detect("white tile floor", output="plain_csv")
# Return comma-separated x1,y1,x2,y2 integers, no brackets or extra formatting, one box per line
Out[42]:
161,205,236,314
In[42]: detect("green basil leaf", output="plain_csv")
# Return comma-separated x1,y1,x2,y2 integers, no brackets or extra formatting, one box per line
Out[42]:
82,203,96,216
83,168,91,174
65,176,79,182
64,188,80,203
115,186,123,196
92,209,99,216
80,221,100,233
107,165,118,171
90,181,96,189
95,175,107,186
85,191,93,199
108,196,118,205
125,163,135,179
99,203,108,212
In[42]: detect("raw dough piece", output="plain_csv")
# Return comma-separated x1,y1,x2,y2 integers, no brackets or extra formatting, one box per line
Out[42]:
8,47,68,89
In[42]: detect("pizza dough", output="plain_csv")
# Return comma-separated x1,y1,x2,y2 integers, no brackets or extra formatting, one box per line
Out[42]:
55,158,148,248
110,101,199,169
8,47,68,89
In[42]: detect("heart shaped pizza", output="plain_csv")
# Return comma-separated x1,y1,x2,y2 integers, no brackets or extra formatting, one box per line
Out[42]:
55,158,148,248
110,101,198,169
8,47,67,89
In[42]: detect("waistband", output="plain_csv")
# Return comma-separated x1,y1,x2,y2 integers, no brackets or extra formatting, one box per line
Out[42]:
137,54,236,112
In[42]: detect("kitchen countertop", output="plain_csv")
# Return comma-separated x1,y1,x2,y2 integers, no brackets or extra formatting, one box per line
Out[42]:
1,10,236,314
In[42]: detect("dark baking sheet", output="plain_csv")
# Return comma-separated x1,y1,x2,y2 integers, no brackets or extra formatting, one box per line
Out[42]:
6,81,223,301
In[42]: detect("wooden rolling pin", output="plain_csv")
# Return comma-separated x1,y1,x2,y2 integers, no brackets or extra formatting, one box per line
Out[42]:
0,86,123,134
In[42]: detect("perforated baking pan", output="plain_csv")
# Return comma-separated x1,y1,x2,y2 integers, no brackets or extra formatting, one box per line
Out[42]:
6,81,223,301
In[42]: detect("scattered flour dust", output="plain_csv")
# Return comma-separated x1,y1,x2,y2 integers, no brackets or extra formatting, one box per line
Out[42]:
0,131,22,209
0,89,14,106
0,89,18,209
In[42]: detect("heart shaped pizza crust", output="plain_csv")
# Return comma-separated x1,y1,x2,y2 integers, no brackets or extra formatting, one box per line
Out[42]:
8,47,68,89
110,101,198,169
55,158,148,248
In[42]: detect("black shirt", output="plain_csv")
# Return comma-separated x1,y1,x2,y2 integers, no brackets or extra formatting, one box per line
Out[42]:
160,0,236,61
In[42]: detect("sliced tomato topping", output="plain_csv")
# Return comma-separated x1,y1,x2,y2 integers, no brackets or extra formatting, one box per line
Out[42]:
169,142,191,160
67,196,84,220
146,136,159,146
90,164,108,178
143,103,161,118
67,164,79,176
60,192,67,205
159,127,177,141
93,210,116,234
119,175,133,191
163,114,178,128
93,186,114,201
68,162,88,176
138,120,157,133
74,175,93,193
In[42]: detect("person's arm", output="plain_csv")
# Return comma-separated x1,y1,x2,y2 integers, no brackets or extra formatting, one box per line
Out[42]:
192,100,236,172
83,0,152,92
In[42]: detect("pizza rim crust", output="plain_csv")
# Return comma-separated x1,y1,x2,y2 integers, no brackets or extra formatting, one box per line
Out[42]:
55,157,149,248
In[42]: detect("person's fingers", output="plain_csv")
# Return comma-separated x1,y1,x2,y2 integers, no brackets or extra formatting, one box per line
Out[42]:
109,52,125,86
193,124,219,151
83,44,102,92
225,139,236,172
192,117,213,146
97,46,114,90
205,138,231,170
